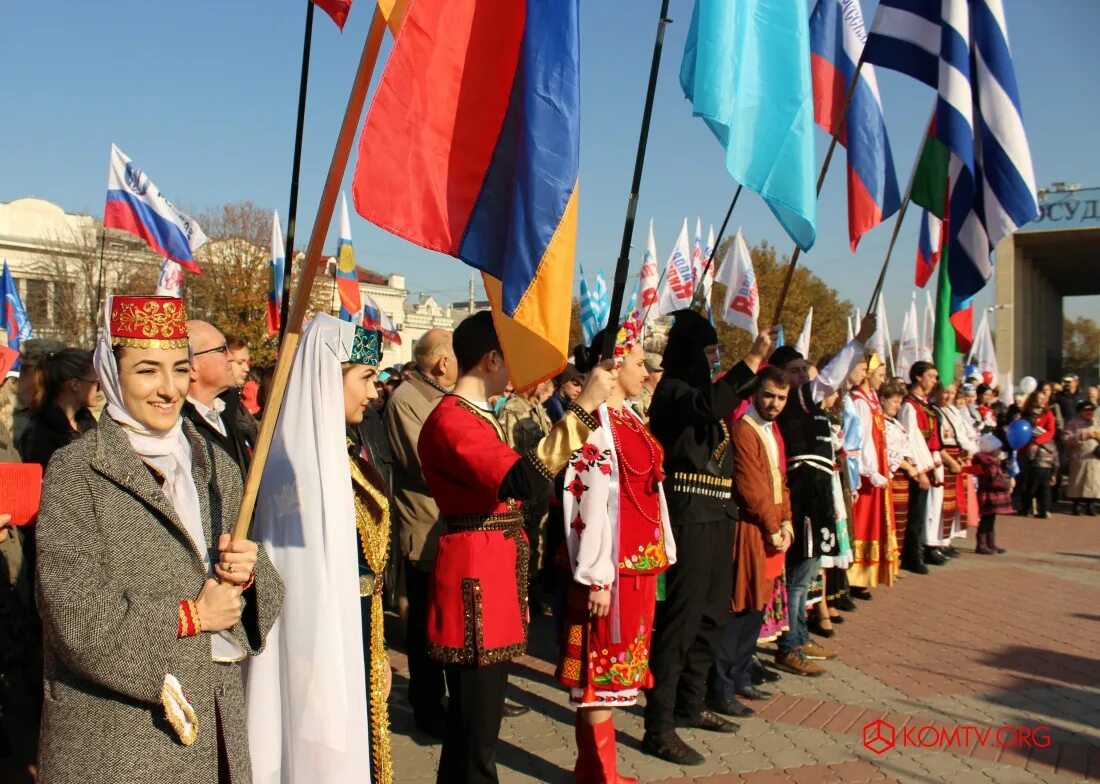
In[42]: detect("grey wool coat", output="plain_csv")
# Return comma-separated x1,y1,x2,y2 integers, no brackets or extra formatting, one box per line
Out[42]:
35,414,284,784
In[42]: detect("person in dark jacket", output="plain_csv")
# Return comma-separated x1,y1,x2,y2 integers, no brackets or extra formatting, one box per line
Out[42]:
18,348,98,468
641,309,773,766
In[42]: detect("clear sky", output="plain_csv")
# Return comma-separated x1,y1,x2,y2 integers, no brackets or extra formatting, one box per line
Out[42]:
3,0,1098,334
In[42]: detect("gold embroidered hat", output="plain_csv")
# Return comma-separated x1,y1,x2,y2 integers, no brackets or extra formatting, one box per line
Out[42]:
109,295,189,349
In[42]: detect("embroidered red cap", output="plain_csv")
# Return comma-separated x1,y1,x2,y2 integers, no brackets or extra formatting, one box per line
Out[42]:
109,295,189,349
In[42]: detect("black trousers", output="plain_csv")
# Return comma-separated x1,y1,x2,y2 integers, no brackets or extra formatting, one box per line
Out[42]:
437,662,509,784
978,513,996,536
406,560,446,721
708,609,765,701
902,482,929,565
644,519,733,735
1022,466,1053,516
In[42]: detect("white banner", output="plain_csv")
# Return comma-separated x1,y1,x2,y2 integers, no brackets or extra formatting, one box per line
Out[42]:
657,218,695,315
714,228,759,337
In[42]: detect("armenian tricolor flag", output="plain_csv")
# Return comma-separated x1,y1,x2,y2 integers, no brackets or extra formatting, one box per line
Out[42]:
352,0,580,389
336,192,361,322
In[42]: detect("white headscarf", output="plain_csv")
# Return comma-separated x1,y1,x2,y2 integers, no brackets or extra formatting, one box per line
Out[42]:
93,297,243,662
245,313,372,784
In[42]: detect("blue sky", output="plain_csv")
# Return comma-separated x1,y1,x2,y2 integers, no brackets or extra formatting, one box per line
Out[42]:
3,0,1097,331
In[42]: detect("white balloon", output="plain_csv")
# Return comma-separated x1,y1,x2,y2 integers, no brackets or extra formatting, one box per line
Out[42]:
1019,376,1038,395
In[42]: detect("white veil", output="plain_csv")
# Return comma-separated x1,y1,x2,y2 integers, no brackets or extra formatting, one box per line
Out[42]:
245,313,371,783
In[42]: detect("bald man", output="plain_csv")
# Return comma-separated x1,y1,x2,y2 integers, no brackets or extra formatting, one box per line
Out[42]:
182,320,253,478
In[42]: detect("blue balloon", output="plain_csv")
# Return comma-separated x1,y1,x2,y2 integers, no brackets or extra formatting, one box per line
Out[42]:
964,363,979,378
1006,419,1033,450
1006,453,1020,478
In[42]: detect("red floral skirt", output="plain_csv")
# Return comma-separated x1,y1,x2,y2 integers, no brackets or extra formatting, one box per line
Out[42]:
556,573,657,707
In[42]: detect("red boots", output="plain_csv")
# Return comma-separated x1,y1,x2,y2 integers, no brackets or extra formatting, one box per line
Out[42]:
574,713,637,784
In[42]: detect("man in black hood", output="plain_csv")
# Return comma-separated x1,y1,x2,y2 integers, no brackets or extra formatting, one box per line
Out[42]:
641,309,774,765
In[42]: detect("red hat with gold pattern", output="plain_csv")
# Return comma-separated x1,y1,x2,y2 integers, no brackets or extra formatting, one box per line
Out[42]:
109,295,189,349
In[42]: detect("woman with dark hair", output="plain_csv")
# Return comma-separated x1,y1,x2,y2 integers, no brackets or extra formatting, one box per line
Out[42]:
1019,382,1058,518
35,295,283,784
18,348,98,467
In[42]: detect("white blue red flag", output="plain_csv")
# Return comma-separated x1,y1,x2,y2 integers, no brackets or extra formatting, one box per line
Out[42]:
361,297,383,331
864,0,1038,300
267,211,286,336
810,0,900,250
0,261,33,357
657,219,695,315
915,209,943,288
154,259,184,298
104,145,207,273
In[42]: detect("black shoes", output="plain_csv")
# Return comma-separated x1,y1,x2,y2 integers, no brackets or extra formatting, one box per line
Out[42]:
706,696,755,718
751,655,782,684
943,545,960,558
833,594,858,612
902,559,929,575
924,547,947,566
850,587,873,601
675,710,740,734
809,620,836,638
642,731,706,765
736,685,773,701
502,701,530,718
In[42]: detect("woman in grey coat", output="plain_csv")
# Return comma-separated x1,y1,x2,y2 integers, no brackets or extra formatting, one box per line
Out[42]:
35,295,284,784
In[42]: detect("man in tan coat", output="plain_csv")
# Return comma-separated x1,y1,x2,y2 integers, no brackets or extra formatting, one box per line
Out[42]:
385,328,458,737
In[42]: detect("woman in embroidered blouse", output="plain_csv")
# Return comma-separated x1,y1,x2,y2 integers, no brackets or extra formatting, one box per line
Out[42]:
247,314,394,784
557,313,677,784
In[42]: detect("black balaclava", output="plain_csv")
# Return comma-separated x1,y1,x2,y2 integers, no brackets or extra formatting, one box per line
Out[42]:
661,309,719,388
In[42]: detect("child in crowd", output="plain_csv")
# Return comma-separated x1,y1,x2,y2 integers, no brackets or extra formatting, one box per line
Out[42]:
973,434,1015,554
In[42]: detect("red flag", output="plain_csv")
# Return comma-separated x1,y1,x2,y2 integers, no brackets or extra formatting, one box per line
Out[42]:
950,304,973,355
311,0,352,29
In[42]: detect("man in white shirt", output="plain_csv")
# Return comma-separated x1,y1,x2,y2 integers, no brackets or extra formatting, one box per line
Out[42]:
183,320,251,478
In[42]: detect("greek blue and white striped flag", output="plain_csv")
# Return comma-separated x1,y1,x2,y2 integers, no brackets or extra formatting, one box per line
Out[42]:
864,0,1038,300
592,270,611,330
577,264,600,344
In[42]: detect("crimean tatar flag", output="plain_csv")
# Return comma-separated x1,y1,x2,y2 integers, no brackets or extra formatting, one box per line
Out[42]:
353,0,580,389
104,145,207,273
336,192,361,322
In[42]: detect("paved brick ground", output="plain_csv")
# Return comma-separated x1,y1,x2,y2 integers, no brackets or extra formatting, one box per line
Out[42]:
388,509,1100,783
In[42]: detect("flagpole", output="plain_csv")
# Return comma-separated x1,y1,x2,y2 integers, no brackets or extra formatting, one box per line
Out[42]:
278,0,316,341
771,54,868,327
94,225,108,342
690,184,743,305
233,7,388,540
601,0,672,360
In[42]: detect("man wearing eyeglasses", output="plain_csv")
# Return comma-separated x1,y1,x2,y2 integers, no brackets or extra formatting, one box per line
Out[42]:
182,320,252,478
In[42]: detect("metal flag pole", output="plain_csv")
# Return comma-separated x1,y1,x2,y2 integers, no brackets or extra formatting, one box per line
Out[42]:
234,7,388,539
771,53,868,327
601,0,672,360
278,0,316,340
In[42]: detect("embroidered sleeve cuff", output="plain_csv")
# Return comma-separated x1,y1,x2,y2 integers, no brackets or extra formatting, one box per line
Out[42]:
769,532,785,547
531,405,597,476
523,450,555,482
178,599,201,638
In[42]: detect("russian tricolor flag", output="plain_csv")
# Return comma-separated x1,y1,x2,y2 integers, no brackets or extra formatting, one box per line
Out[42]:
915,209,943,288
267,211,285,336
353,0,580,389
104,145,207,273
810,0,900,250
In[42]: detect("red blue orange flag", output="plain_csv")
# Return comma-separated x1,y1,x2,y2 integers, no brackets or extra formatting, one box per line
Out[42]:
336,192,361,321
352,0,580,389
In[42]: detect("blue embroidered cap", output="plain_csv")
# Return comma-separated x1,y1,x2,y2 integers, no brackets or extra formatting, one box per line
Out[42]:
350,326,382,366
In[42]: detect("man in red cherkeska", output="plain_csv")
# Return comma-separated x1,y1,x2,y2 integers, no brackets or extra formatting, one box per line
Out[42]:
418,311,614,784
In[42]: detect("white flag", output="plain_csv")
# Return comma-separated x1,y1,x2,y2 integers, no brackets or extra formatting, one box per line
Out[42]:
920,289,935,362
639,219,660,322
714,228,759,337
154,258,183,297
657,219,695,315
869,296,893,371
846,316,854,342
794,306,813,358
969,311,999,383
895,294,920,382
698,223,717,301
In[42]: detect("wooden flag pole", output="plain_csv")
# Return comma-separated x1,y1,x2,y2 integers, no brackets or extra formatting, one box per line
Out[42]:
278,0,316,341
602,0,672,360
690,184,743,309
233,7,388,540
771,53,868,327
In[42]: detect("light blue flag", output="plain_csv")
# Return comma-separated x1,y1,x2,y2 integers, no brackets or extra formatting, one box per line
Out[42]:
577,264,600,344
593,270,611,329
680,0,817,251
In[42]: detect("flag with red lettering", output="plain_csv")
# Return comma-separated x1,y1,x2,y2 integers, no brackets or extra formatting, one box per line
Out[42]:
656,219,694,315
714,228,759,337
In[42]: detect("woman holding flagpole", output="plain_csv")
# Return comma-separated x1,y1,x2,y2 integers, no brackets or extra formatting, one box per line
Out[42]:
557,312,676,783
247,313,394,784
35,295,283,784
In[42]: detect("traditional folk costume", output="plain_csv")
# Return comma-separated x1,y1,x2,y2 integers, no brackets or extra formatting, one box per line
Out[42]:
934,404,963,544
36,296,283,784
772,341,864,656
717,405,792,690
643,311,757,746
247,314,392,784
900,391,945,557
847,376,898,588
419,373,597,784
941,403,979,540
884,413,917,556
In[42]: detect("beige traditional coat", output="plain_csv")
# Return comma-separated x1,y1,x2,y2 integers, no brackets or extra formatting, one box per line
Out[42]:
35,415,283,784
1065,417,1100,500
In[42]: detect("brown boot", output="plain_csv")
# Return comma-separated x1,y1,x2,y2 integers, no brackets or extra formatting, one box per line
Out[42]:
775,648,825,677
975,532,994,555
801,641,838,660
987,530,1006,554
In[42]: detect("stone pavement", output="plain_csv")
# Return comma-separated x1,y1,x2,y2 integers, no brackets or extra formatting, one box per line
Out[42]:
387,510,1100,783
